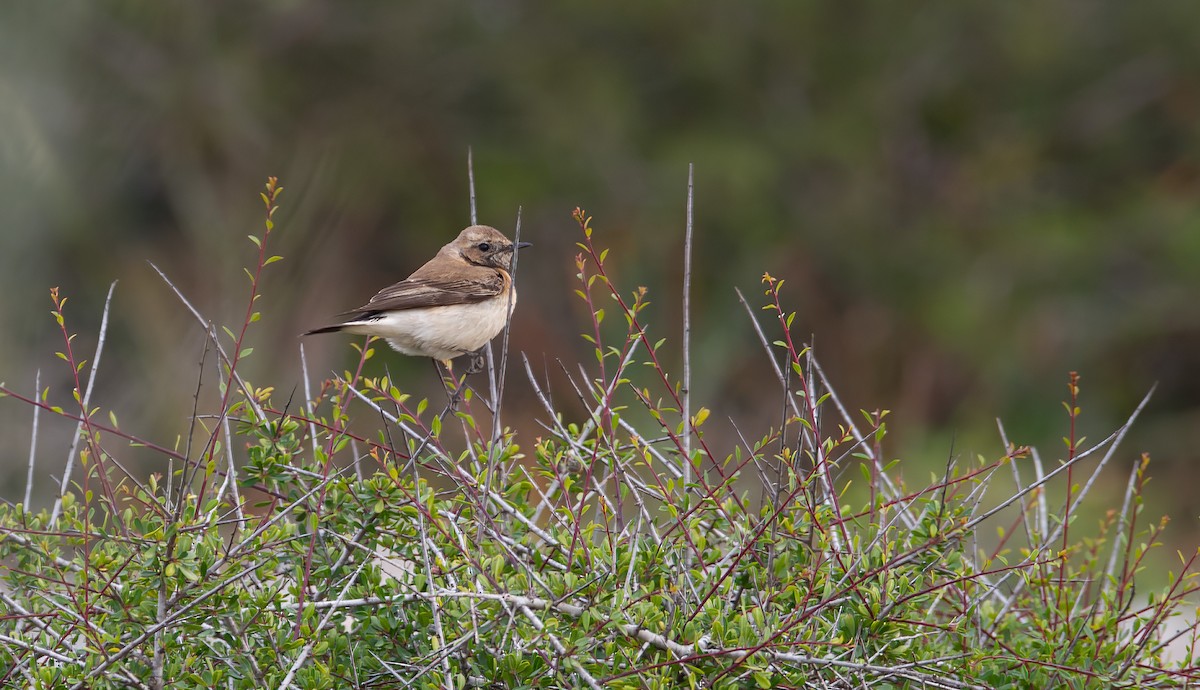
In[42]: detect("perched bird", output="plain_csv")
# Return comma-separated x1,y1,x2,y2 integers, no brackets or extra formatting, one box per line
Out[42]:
304,225,530,372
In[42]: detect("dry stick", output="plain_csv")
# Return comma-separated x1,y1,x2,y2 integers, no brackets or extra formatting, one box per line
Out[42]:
1114,553,1200,682
466,141,506,516
0,591,148,688
862,432,1118,621
492,206,523,446
409,426,455,690
379,635,481,690
519,355,645,532
0,652,39,689
966,425,1142,633
682,163,694,493
49,280,116,527
152,561,167,690
482,206,523,510
468,146,478,226
1056,387,1156,614
176,335,210,510
404,499,561,683
442,519,486,649
217,416,245,523
997,419,1036,549
2,588,49,639
735,287,880,497
558,368,725,574
25,586,131,659
0,651,38,690
275,559,374,690
732,287,847,553
147,262,265,423
1030,447,1049,538
733,288,831,500
23,369,40,508
185,462,359,607
193,330,241,524
558,359,694,564
419,590,984,690
0,633,76,665
517,604,604,690
1103,458,1145,586
339,381,564,550
67,559,272,690
806,351,912,527
564,337,644,451
468,144,499,449
350,439,364,483
298,341,321,457
470,205,529,643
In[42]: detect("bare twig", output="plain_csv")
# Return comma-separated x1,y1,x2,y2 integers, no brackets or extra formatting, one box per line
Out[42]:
682,163,694,490
23,369,40,508
147,262,265,423
299,341,321,457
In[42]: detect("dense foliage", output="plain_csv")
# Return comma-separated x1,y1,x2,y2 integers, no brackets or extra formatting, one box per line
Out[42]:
1,182,1196,688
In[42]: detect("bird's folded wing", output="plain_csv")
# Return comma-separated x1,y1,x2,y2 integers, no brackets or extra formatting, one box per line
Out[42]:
340,274,505,315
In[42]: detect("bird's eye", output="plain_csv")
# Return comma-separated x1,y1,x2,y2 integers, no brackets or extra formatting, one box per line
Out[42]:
477,242,491,252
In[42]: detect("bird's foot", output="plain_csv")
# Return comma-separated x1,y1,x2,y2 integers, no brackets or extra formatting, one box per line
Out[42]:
434,359,464,410
462,348,487,375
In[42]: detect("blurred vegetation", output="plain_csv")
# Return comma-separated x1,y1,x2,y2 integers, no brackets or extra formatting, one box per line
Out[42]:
2,2,1199,538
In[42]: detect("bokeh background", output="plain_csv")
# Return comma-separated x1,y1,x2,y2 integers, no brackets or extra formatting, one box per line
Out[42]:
2,3,1199,548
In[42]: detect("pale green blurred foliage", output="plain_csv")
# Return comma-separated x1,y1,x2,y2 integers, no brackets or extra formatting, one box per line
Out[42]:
2,2,1200,528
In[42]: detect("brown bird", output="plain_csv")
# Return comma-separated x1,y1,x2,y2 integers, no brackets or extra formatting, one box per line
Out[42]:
304,225,530,371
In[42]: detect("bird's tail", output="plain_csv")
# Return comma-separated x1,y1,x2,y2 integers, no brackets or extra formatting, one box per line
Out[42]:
302,324,346,336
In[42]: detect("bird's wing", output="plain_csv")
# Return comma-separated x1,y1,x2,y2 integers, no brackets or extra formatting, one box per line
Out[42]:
341,273,506,316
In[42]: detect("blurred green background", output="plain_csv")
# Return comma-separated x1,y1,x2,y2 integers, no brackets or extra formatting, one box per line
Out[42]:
1,2,1198,542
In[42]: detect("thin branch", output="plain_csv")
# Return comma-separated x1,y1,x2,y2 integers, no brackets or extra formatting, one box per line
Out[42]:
49,280,116,527
23,369,40,508
682,163,694,490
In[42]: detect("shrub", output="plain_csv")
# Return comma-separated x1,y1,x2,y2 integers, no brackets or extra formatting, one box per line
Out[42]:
1,177,1197,689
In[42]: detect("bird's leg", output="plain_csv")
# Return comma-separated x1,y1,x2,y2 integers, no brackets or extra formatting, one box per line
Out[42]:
408,360,459,464
463,347,487,375
434,358,468,411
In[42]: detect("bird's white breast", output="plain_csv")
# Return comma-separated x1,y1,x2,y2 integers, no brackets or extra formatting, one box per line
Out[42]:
341,289,517,361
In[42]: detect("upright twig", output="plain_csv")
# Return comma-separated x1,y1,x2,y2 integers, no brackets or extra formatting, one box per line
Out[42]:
299,341,321,457
22,369,40,508
467,146,478,226
682,163,694,492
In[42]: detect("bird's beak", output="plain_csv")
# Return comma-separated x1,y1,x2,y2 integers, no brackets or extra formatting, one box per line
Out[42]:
516,241,533,249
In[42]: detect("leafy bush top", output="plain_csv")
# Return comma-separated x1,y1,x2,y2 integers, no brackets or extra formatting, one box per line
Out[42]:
1,179,1197,689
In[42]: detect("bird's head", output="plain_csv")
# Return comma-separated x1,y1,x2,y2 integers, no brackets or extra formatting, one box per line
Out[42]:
450,225,531,271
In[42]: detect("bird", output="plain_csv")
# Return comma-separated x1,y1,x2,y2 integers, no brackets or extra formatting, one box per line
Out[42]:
304,224,530,373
